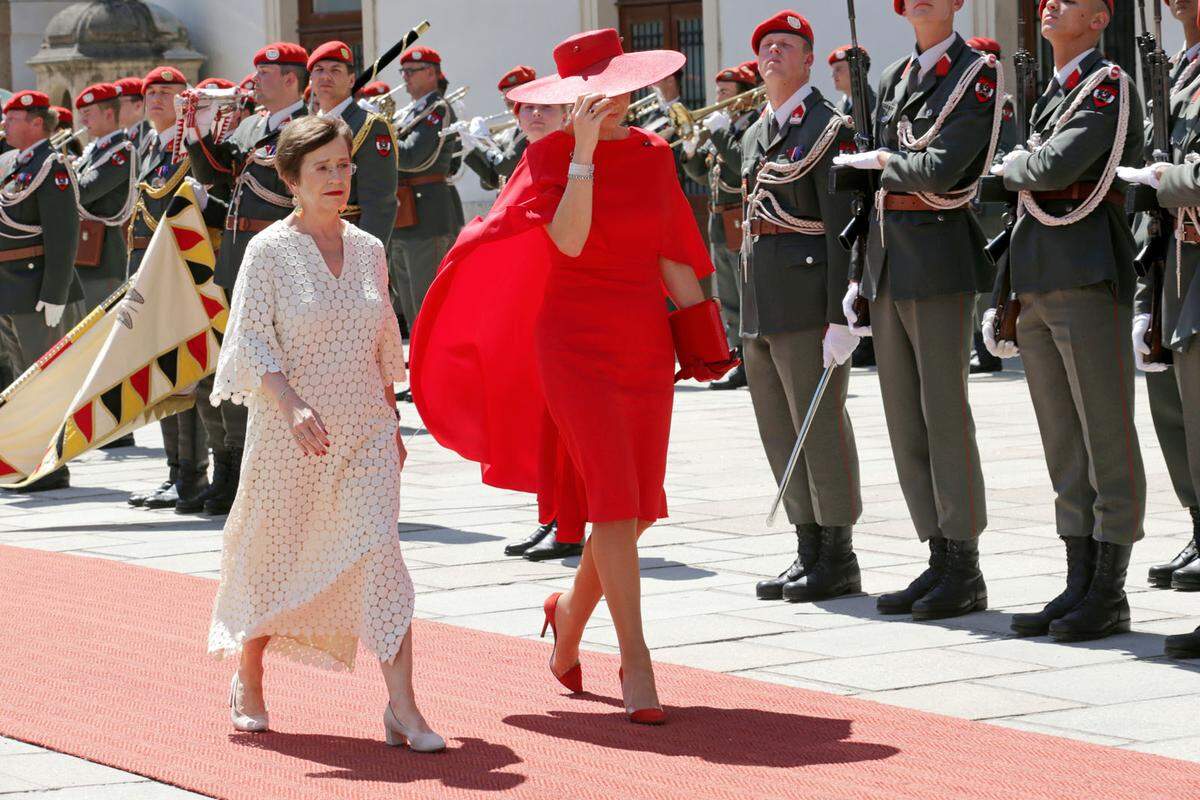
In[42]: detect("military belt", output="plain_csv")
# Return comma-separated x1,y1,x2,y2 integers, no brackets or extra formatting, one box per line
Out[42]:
1181,221,1200,245
0,244,45,262
398,173,448,187
1031,182,1124,209
881,194,944,212
224,216,275,234
128,236,152,251
749,219,816,236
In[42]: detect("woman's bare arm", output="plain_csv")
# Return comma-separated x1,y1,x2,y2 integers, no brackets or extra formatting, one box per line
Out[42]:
545,93,613,258
660,256,705,309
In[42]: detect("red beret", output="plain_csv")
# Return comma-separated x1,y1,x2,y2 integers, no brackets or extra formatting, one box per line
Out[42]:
254,42,309,68
357,80,389,98
142,65,187,91
751,10,814,54
307,40,354,71
400,46,441,66
828,44,868,65
51,106,72,126
965,37,1002,57
74,82,119,110
239,73,257,92
113,77,144,98
715,65,755,87
196,77,235,90
498,65,536,91
739,60,762,84
3,90,50,114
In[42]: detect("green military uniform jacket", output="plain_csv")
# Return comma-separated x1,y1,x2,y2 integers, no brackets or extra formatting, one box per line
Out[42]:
837,85,877,119
1002,50,1143,303
464,124,527,191
682,110,753,247
332,97,398,247
129,119,154,163
858,34,997,301
740,88,855,337
188,100,308,290
0,139,84,313
393,90,464,241
74,130,137,282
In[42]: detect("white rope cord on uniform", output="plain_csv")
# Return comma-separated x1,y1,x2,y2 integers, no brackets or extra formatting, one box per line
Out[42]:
1171,152,1200,294
746,113,846,236
0,154,63,238
873,55,1007,249
1017,66,1131,228
73,140,139,226
398,99,449,174
1174,57,1200,95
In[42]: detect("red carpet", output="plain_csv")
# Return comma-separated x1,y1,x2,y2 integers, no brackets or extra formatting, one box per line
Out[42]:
1,545,1198,800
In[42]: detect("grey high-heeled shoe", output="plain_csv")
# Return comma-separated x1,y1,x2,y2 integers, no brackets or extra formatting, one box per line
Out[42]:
383,702,445,752
229,672,269,733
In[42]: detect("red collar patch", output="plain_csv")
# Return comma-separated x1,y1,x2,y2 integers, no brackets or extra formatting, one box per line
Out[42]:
934,54,951,78
1064,69,1081,91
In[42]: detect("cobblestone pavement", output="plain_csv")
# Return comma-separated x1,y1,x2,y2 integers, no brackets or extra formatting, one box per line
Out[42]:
2,363,1199,796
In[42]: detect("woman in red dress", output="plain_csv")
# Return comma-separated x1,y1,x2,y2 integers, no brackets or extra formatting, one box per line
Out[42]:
411,29,736,724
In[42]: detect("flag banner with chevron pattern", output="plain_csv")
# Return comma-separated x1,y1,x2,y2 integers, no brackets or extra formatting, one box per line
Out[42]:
0,183,228,487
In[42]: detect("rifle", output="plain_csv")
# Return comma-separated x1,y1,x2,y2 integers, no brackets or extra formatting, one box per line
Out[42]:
1131,0,1173,364
988,0,1038,345
351,20,431,95
828,0,874,327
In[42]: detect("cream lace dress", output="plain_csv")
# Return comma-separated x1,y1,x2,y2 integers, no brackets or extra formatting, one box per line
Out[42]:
207,220,413,671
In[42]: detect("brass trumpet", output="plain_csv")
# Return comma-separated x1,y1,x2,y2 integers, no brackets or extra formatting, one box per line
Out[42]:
668,85,766,142
624,92,661,123
50,127,85,149
395,85,469,136
437,109,515,139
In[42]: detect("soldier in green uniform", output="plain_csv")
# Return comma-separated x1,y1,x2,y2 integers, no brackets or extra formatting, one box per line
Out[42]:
0,90,84,491
308,40,398,246
72,82,137,311
460,65,537,192
184,42,310,516
681,64,757,391
1131,0,1200,599
1120,0,1200,660
836,0,998,621
114,77,152,162
987,0,1145,641
388,46,464,350
124,67,217,511
739,12,863,603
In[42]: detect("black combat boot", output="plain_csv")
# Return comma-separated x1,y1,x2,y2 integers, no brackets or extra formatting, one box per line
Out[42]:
99,433,136,450
177,451,227,514
877,537,947,614
204,448,242,516
171,460,210,515
13,466,71,493
523,523,584,561
1048,541,1132,642
911,538,987,620
129,469,175,507
1148,507,1199,588
782,525,862,602
144,472,182,509
1165,625,1200,658
505,520,556,556
1011,536,1097,636
756,523,820,600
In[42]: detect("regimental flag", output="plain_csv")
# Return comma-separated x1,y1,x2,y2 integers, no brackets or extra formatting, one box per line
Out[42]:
0,183,228,487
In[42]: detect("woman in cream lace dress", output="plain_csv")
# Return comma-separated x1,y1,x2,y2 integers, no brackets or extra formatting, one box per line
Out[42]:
207,115,442,751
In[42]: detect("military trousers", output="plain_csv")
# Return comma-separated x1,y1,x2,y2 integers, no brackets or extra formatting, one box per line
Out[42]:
79,275,124,315
1016,284,1145,544
388,234,455,332
0,306,80,372
871,276,987,541
712,239,742,349
160,404,208,476
1158,341,1200,516
1145,367,1198,509
742,329,861,527
194,374,248,460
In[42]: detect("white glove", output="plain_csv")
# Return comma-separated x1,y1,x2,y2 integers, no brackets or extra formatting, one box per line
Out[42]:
467,116,490,140
989,149,1024,177
1116,164,1166,189
681,136,698,158
456,129,484,155
832,149,885,170
1132,313,1169,372
981,307,1019,359
841,281,872,337
35,300,65,328
184,176,208,211
702,110,731,134
823,323,860,368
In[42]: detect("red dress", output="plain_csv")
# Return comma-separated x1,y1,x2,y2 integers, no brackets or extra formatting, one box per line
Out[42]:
410,128,711,540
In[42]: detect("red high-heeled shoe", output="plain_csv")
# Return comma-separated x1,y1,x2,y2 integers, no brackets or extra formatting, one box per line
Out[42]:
541,593,583,693
619,667,666,725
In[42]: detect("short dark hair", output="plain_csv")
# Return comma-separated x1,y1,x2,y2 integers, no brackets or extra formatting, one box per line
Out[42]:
273,115,352,184
95,97,121,119
26,107,56,132
281,64,309,92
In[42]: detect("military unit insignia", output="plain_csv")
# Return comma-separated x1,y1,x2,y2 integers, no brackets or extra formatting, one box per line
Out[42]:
427,112,442,126
53,172,69,191
375,134,393,156
1092,86,1116,108
974,76,996,104
112,152,126,166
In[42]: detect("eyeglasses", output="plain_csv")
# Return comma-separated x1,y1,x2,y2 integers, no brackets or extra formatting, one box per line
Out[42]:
312,162,357,178
401,66,432,76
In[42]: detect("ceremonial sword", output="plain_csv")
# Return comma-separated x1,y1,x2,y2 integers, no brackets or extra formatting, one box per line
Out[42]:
765,362,836,526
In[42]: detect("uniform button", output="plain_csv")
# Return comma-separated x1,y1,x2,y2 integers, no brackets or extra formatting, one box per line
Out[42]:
805,256,814,264
937,214,945,222
1065,204,1074,212
26,263,34,270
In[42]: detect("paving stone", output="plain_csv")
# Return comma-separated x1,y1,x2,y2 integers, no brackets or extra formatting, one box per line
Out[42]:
1016,696,1200,743
771,649,1041,692
859,683,1083,720
982,659,1200,705
0,751,147,789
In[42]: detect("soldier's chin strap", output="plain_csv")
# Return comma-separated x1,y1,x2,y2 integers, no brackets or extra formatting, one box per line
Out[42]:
1017,65,1131,228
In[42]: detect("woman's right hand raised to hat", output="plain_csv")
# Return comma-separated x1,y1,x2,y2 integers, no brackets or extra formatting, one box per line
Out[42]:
570,93,616,162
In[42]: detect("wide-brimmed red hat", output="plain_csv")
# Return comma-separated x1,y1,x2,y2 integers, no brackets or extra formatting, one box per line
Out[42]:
506,28,685,105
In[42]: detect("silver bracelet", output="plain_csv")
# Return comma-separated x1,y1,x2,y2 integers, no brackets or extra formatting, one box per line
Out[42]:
568,162,594,181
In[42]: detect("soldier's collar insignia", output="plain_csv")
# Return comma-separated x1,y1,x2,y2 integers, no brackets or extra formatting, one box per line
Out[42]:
1064,69,1081,91
789,104,806,124
935,54,951,78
